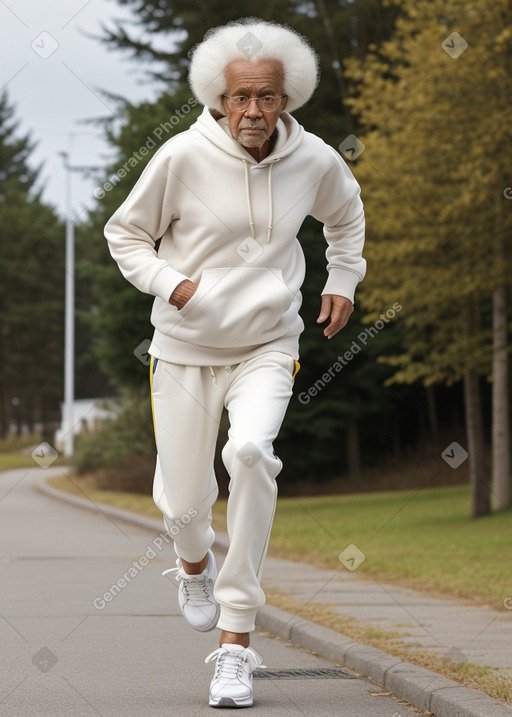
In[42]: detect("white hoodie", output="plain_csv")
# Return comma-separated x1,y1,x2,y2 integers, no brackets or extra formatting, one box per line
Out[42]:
104,107,366,365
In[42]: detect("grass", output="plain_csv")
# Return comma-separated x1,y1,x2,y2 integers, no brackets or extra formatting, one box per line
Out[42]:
47,474,512,609
0,434,63,471
0,452,41,471
47,473,163,518
264,485,512,610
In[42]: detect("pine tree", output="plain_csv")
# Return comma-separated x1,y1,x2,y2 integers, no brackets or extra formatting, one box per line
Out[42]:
0,92,65,439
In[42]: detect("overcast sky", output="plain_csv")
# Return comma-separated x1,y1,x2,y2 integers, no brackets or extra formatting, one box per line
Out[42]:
1,0,165,219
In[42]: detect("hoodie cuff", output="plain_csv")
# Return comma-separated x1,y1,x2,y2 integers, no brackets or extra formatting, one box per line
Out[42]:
321,267,361,304
149,264,189,303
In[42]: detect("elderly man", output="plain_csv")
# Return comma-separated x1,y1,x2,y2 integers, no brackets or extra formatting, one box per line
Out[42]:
105,17,365,708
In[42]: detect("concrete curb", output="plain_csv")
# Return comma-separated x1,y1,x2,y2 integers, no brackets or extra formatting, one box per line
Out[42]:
35,473,169,534
255,605,512,717
36,476,512,717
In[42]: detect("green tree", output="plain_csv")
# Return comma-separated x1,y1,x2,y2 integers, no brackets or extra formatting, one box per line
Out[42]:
345,0,512,513
0,92,65,439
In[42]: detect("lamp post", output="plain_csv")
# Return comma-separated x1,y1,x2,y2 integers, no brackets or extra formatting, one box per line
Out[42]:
59,140,103,456
60,149,75,457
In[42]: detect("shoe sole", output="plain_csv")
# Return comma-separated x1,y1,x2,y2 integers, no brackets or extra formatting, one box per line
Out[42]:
209,696,253,708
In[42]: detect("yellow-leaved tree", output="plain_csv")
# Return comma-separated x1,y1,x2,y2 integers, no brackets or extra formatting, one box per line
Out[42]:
344,0,511,516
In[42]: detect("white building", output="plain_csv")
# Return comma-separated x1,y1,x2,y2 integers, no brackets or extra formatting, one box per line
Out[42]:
54,398,118,452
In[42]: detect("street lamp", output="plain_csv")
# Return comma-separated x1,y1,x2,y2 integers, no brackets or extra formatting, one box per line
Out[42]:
59,149,75,457
58,144,104,457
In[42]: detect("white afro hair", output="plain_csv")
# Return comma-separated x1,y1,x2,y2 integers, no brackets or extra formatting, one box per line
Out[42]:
188,18,320,114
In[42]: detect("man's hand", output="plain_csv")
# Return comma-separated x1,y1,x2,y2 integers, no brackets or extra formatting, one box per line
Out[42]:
169,279,197,310
317,294,354,339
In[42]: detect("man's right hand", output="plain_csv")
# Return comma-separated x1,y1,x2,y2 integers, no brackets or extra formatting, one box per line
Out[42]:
169,279,197,310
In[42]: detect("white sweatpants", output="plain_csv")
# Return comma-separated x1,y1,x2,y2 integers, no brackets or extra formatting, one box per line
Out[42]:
150,350,296,633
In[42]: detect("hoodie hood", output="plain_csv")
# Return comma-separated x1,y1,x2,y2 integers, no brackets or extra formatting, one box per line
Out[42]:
194,107,304,243
194,106,304,162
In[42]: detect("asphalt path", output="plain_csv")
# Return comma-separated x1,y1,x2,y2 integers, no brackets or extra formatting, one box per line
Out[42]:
0,466,423,717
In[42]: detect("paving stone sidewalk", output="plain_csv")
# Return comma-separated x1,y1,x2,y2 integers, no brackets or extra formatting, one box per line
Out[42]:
259,550,512,671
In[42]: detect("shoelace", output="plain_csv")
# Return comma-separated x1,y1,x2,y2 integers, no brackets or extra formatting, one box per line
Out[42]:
207,648,245,681
162,565,213,605
205,646,265,677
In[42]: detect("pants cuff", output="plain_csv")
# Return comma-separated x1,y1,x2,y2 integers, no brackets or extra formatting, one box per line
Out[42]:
166,520,216,563
216,605,259,633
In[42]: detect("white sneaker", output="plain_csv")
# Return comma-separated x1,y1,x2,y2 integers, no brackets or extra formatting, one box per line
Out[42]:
205,643,264,708
162,549,220,632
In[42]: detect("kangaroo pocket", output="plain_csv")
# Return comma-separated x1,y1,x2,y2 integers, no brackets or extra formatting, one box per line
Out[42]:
169,267,294,349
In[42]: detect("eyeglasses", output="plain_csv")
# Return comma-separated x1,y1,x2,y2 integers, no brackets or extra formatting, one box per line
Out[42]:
222,95,287,112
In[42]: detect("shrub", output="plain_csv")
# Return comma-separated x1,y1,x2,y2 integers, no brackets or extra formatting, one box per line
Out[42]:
74,386,155,493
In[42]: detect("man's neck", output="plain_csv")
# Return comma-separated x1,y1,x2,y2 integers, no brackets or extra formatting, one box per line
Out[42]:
242,139,271,163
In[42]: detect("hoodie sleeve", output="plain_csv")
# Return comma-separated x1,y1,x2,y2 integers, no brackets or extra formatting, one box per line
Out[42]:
310,146,366,304
104,149,189,303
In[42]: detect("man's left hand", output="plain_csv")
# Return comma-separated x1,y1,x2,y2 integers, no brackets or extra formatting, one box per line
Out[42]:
317,294,354,339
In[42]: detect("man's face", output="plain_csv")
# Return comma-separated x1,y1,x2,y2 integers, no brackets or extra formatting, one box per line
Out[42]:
222,59,287,150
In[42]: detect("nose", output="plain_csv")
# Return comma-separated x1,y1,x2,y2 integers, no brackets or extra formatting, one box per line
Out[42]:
244,98,263,118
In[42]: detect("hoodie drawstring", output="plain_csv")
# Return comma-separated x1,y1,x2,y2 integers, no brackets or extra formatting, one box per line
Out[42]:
243,161,256,239
209,366,218,387
266,162,274,244
242,159,275,244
